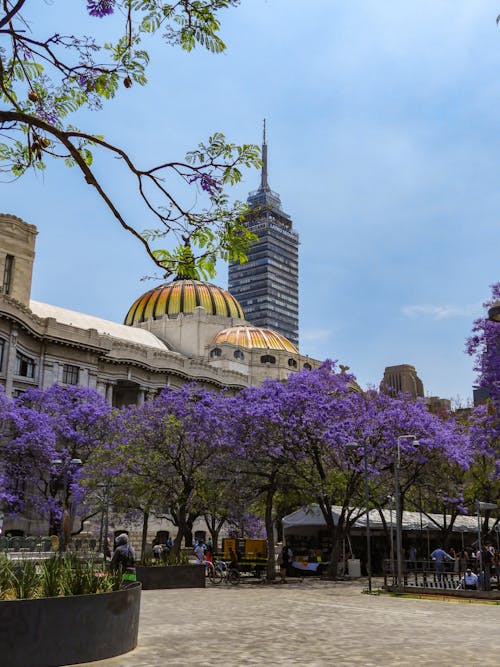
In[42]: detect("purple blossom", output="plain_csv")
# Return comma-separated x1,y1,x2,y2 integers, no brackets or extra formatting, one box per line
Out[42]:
35,104,58,125
87,0,115,17
188,172,221,196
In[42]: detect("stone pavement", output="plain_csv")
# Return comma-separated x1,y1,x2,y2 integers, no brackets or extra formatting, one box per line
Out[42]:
72,578,500,667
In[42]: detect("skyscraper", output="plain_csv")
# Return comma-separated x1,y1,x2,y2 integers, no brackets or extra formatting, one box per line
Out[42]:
228,122,299,347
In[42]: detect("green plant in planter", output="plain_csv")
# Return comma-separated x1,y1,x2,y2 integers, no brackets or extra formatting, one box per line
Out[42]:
40,556,63,598
11,561,39,599
140,551,189,567
0,555,13,599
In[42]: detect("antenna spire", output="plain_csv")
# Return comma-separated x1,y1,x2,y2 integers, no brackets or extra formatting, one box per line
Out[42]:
260,118,270,191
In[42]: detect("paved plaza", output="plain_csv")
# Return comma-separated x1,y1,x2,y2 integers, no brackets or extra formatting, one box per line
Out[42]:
73,579,500,667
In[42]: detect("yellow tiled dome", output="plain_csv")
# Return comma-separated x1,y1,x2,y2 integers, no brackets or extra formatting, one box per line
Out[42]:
124,279,244,325
213,325,298,353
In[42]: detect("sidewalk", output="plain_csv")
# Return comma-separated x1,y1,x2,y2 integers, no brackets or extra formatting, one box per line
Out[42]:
73,578,500,666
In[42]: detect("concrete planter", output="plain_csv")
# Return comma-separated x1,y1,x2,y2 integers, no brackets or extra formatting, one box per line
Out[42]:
0,582,141,667
136,564,205,589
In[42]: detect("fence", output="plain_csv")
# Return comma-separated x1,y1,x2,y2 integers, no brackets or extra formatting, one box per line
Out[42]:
383,559,500,591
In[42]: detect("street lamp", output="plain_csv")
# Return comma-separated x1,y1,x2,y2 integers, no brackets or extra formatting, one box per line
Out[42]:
346,441,372,594
476,500,498,591
395,435,419,591
387,495,395,584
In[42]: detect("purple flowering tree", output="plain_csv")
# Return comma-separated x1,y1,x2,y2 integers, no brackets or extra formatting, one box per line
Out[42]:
226,379,310,580
273,362,470,578
464,283,500,532
15,385,111,540
90,384,230,557
0,1,259,278
466,283,500,421
0,385,58,518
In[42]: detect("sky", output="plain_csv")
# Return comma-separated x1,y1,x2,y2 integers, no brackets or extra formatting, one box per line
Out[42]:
1,0,499,405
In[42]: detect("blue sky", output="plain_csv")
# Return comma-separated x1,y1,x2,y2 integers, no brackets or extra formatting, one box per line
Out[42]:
2,0,499,404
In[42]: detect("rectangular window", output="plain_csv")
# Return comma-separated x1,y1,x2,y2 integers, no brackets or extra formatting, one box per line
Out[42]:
2,255,14,295
15,352,35,378
63,364,79,385
0,339,4,371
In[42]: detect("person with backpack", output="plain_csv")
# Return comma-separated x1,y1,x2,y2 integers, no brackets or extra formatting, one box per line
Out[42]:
279,544,293,583
110,533,136,582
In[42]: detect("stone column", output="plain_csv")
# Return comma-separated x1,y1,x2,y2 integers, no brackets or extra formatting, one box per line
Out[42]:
5,326,18,397
105,383,114,405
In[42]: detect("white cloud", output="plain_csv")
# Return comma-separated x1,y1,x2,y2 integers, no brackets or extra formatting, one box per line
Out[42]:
401,304,481,320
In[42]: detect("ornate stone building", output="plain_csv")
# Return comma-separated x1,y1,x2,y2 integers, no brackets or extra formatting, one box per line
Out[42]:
0,213,318,404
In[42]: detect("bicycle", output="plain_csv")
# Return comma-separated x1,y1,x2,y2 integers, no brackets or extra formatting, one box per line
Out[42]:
205,560,223,585
207,559,240,585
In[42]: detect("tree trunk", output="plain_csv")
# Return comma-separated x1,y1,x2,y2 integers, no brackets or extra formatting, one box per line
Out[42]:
264,483,277,581
141,509,149,561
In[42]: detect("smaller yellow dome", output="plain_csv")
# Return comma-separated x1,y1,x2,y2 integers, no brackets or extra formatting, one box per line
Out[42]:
213,325,298,354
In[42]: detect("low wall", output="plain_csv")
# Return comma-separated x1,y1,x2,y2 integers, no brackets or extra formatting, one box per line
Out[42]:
0,582,141,667
387,585,500,601
136,564,205,589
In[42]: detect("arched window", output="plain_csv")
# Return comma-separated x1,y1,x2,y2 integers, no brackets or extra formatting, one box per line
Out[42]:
288,358,297,368
303,362,312,370
260,354,276,365
210,348,222,358
233,350,244,361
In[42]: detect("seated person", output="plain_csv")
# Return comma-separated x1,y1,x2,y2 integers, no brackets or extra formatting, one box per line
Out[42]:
457,568,478,590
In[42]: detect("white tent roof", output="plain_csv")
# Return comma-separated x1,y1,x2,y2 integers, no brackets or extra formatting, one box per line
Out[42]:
282,504,482,533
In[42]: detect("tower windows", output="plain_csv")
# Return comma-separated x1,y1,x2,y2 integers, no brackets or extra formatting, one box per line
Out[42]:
210,348,222,358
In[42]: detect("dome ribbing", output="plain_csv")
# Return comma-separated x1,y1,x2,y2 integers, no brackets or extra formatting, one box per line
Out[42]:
124,279,244,325
213,325,298,354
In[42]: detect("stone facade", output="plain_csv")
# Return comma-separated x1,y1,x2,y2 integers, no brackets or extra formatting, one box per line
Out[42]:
0,213,37,306
380,364,424,399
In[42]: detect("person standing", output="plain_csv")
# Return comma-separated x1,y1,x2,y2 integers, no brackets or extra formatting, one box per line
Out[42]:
110,533,136,582
194,540,205,565
430,546,454,582
279,544,293,583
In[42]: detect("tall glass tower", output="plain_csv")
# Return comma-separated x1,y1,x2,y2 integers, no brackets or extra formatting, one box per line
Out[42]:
228,122,299,347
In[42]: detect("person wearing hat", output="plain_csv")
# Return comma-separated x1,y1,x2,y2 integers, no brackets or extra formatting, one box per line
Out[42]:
457,568,478,590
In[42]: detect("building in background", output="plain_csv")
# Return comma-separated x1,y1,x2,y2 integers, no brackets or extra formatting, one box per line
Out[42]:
228,121,299,347
0,213,318,404
380,364,424,399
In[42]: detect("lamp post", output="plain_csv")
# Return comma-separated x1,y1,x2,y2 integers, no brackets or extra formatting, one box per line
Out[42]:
395,435,419,591
388,495,395,584
347,441,372,593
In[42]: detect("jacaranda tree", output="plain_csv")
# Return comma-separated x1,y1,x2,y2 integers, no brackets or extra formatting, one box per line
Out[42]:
0,385,57,518
15,384,111,540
